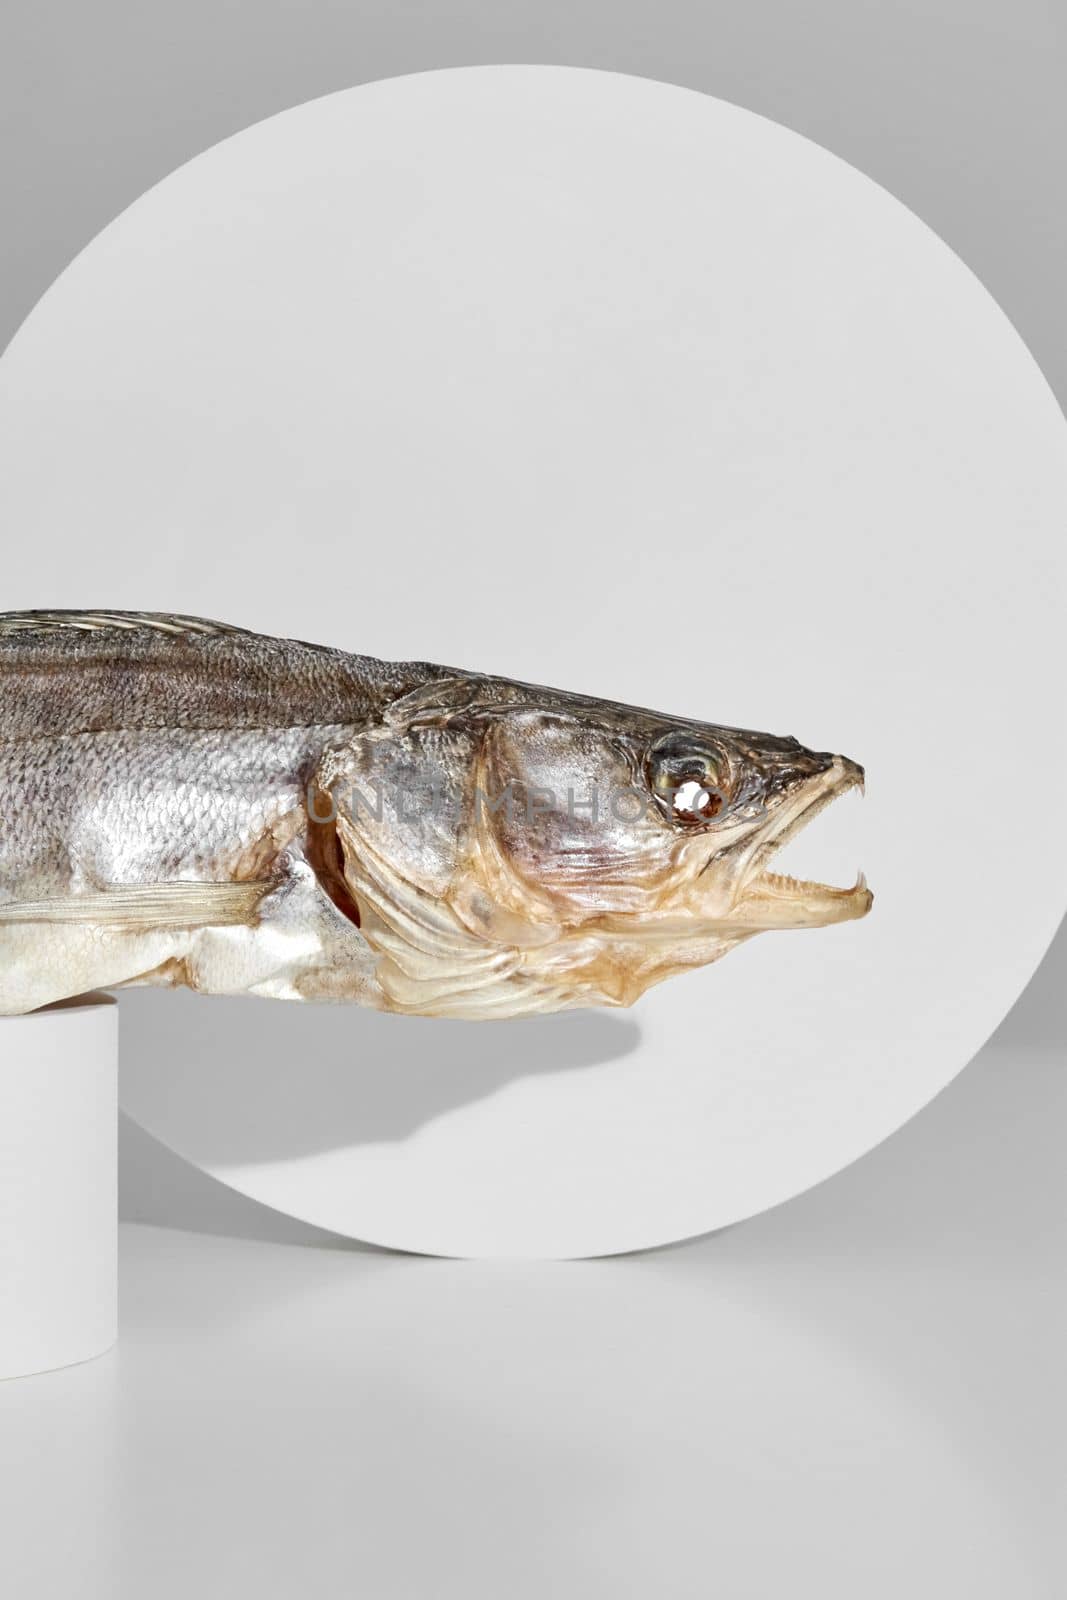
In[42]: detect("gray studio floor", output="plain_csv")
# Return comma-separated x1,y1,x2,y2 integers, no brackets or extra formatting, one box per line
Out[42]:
2,948,1063,1598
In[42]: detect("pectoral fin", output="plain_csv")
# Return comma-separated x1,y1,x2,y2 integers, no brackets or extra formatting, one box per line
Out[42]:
0,881,271,931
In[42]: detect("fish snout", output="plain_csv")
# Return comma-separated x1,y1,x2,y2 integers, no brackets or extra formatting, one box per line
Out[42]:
828,754,865,797
841,755,865,791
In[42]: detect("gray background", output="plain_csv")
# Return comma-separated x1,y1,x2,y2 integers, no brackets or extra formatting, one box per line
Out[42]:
0,5,1064,1593
4,0,1061,1245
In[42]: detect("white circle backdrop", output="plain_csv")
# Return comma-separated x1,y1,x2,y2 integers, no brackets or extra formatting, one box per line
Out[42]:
1,67,1064,1257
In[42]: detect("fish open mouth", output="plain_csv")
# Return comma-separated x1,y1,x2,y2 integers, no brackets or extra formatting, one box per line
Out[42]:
732,756,872,930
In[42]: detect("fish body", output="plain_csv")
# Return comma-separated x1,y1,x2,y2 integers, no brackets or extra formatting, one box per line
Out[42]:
0,612,871,1018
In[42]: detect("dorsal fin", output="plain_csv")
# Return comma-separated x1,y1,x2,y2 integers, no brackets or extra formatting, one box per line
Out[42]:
0,609,252,638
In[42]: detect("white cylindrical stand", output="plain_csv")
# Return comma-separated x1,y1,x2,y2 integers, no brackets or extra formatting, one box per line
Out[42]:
0,994,117,1381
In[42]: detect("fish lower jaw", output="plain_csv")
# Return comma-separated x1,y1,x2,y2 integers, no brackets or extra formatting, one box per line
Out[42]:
735,868,872,929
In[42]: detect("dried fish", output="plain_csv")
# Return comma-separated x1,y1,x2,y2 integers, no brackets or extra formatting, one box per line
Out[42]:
0,612,870,1018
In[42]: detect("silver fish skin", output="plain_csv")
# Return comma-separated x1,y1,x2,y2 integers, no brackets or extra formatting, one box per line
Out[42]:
0,611,871,1018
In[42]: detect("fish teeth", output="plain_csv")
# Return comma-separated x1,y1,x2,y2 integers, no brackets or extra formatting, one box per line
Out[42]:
760,867,868,897
763,870,825,893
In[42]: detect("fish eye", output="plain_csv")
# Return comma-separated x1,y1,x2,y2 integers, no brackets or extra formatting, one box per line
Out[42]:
671,778,722,823
647,736,729,828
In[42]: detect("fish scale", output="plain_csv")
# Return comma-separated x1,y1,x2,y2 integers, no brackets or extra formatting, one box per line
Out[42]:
0,611,437,740
0,726,345,899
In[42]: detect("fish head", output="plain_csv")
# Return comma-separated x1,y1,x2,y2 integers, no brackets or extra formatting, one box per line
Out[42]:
475,701,870,935
322,673,871,1015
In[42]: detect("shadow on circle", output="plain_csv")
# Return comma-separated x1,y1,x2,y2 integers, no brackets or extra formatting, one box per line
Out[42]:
118,989,642,1165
